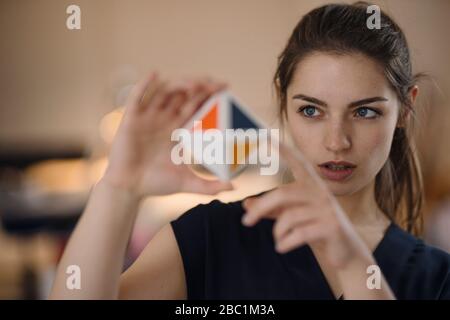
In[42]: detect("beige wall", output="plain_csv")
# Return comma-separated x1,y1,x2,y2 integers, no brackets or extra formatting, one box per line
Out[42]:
1,0,450,196
0,0,300,148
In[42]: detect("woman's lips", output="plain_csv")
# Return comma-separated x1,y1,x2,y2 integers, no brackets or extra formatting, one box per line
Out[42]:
318,163,356,182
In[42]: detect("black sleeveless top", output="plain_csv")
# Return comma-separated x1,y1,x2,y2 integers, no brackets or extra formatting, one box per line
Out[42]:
170,194,450,300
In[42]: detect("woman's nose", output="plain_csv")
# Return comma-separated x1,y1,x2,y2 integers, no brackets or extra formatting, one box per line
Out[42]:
324,121,351,153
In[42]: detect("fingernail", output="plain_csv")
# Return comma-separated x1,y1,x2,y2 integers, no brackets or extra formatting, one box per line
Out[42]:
241,214,252,226
275,243,283,253
243,198,255,210
224,181,234,188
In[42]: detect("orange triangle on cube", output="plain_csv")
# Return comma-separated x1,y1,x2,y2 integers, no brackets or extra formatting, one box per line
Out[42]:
192,103,218,131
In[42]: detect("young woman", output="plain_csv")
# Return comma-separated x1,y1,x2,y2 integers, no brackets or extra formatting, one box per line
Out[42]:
50,2,450,299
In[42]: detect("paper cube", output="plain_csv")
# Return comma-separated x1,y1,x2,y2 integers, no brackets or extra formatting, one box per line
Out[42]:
181,91,266,181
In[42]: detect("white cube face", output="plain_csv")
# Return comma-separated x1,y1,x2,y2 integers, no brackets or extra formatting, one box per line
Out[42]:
181,91,265,181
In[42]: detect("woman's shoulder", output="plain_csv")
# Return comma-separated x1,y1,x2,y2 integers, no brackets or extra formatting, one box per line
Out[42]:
172,189,271,224
388,223,450,267
380,223,450,299
170,197,240,227
170,189,275,255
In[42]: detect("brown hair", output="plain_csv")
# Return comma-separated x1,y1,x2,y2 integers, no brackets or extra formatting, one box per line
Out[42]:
273,2,424,235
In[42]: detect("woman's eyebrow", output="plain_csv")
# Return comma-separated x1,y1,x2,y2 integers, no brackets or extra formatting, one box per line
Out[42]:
349,96,388,108
292,94,388,108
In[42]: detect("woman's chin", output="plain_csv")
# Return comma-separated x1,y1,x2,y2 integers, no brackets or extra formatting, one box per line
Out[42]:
326,181,360,197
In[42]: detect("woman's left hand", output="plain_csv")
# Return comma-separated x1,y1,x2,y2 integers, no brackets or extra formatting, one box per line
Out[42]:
242,142,371,269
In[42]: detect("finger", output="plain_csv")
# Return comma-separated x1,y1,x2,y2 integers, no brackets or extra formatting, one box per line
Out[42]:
173,85,223,129
149,79,225,126
203,79,229,93
161,78,198,103
126,72,159,109
149,79,201,120
175,77,228,123
163,77,224,118
241,185,307,226
178,76,228,95
144,80,172,111
272,207,317,241
275,222,327,254
158,83,193,118
180,170,234,195
196,75,228,92
241,197,282,220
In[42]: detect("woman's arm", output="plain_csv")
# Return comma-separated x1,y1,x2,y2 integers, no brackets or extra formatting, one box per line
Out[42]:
118,223,187,299
49,179,140,299
49,73,232,299
336,252,394,299
49,178,189,300
242,143,395,300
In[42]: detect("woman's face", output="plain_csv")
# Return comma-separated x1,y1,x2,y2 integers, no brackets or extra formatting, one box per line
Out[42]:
285,52,400,196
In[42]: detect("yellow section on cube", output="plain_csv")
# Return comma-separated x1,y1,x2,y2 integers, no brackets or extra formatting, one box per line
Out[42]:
231,141,256,172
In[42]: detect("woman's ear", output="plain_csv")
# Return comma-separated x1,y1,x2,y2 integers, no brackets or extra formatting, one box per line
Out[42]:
410,85,419,104
397,85,419,128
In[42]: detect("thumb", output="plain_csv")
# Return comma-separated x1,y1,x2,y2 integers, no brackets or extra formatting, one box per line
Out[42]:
181,173,234,195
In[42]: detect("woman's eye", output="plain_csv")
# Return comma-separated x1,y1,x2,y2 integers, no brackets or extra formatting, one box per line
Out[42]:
297,105,320,118
355,107,380,119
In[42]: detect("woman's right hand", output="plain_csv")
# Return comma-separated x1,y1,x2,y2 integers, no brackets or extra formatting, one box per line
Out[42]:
102,72,234,199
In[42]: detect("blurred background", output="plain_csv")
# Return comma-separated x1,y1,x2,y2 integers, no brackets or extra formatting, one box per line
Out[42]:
0,0,449,299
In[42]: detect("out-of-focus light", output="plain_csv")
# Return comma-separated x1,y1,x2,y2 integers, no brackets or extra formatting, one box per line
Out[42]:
88,157,108,184
25,159,91,194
